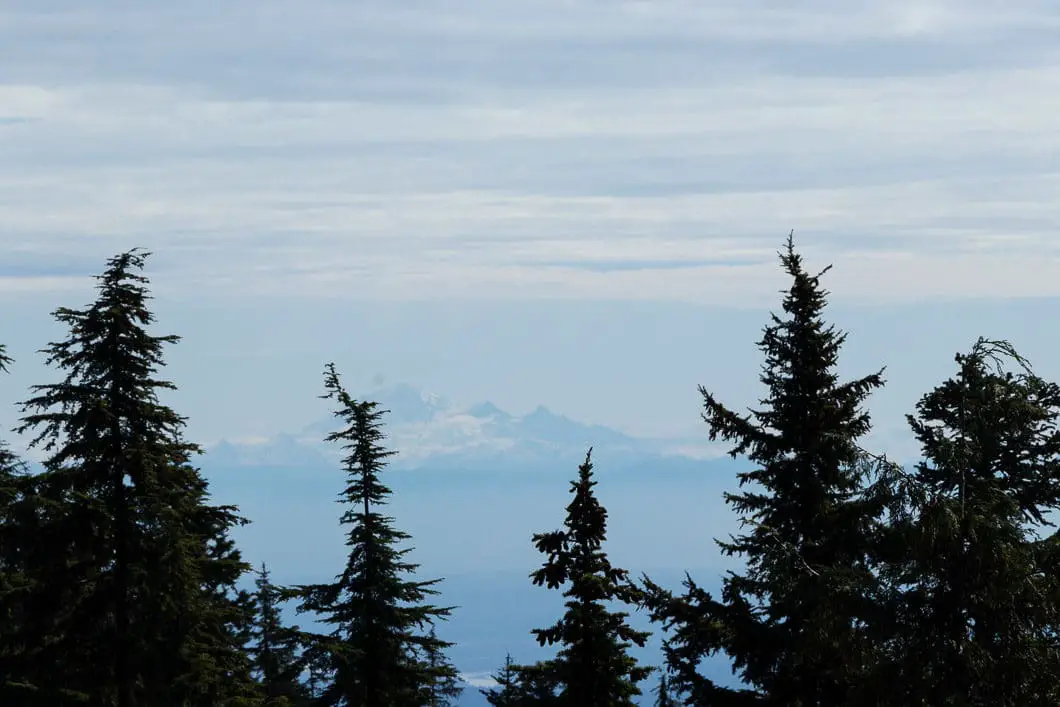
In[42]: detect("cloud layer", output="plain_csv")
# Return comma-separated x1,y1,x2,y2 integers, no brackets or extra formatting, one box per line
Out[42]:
2,0,1059,304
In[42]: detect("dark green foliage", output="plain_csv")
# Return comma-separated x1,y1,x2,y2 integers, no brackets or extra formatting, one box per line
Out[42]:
511,662,564,705
250,563,311,706
643,234,885,706
418,626,463,706
653,673,678,707
480,653,522,706
866,339,1060,706
286,363,459,706
9,241,1060,707
303,648,335,702
523,448,652,706
0,344,36,700
0,344,19,601
481,655,563,707
9,250,258,706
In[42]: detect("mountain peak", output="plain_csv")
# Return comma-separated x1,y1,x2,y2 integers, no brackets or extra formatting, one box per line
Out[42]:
364,382,449,424
206,382,714,472
523,404,562,422
466,401,510,419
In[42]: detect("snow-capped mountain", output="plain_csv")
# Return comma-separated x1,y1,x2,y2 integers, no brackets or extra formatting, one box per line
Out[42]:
205,382,721,472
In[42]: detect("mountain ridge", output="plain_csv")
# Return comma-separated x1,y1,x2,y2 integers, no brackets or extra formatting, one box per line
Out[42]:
205,381,723,471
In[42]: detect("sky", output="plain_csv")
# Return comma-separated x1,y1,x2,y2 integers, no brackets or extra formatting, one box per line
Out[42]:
2,1,1060,461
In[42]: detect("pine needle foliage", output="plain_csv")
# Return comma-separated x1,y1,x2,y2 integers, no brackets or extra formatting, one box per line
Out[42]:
249,563,312,706
11,250,257,706
286,362,459,707
866,338,1060,706
523,448,652,706
643,234,886,706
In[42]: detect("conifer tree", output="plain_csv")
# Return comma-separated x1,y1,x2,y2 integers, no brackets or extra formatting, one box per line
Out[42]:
0,344,35,699
418,626,463,706
481,659,563,707
643,234,885,706
867,339,1060,706
0,344,19,614
11,249,258,706
304,651,334,702
286,362,459,706
250,563,311,706
515,662,565,705
653,673,678,707
481,653,522,706
523,448,652,706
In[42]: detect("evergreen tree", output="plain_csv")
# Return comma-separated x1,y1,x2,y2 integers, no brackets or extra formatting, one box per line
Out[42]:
524,448,652,706
866,339,1060,705
0,344,19,625
250,563,311,706
286,362,458,706
418,626,463,706
653,673,678,707
480,653,522,706
481,657,563,707
510,661,563,705
304,650,334,702
11,249,258,706
642,234,885,706
0,344,35,700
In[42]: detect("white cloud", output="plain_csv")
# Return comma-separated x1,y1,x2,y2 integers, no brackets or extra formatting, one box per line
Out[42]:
1,1,1059,304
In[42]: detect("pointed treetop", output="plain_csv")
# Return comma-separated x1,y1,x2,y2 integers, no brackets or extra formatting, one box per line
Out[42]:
525,447,652,705
94,248,153,294
321,362,393,422
776,230,834,321
780,229,831,277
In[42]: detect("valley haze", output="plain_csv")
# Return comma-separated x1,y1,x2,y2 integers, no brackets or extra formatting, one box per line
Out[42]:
4,0,1060,703
200,381,749,699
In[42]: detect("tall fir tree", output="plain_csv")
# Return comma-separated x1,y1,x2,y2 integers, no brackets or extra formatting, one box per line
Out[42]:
249,563,311,706
286,362,459,706
522,448,652,706
643,234,886,706
11,249,258,706
866,339,1060,706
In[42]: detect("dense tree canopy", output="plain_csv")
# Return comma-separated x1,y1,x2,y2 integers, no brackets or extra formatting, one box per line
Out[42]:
0,343,35,701
2,241,1059,706
249,563,311,706
867,339,1060,706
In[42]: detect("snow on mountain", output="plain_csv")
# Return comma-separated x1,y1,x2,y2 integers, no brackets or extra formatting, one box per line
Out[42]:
204,382,723,470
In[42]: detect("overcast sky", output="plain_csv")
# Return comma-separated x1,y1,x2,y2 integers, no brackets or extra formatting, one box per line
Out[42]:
2,1,1059,460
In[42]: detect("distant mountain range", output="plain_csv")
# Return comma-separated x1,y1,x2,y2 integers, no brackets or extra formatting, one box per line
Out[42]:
5,382,908,704
205,382,725,472
195,383,748,704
